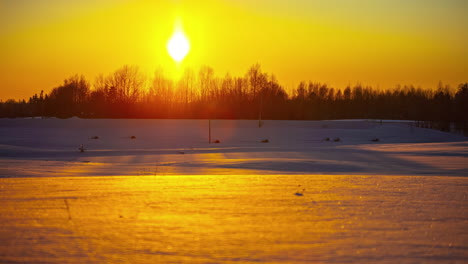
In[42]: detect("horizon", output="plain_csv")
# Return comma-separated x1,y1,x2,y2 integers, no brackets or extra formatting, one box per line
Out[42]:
1,62,467,102
1,0,467,100
1,1,468,260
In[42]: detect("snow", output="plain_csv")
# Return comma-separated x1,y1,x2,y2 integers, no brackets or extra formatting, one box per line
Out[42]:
0,119,467,263
0,119,466,177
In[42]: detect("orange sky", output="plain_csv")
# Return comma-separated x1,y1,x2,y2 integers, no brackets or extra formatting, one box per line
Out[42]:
1,0,467,99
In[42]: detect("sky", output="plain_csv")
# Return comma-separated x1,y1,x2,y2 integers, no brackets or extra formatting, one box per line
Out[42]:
0,0,467,99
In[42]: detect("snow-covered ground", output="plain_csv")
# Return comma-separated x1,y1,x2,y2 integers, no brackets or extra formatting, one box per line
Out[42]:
0,119,466,177
0,119,467,263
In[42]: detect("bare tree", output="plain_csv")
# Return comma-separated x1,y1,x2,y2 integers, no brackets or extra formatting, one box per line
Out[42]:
198,65,214,102
108,65,145,104
246,64,267,100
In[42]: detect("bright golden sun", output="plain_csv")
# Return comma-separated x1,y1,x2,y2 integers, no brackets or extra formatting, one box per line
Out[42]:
167,31,190,62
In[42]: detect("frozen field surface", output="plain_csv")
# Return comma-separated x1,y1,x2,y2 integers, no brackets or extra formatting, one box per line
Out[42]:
0,119,467,177
0,119,467,263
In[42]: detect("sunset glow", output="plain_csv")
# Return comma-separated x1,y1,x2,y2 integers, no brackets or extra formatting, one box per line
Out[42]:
1,1,468,261
0,0,466,100
167,30,190,63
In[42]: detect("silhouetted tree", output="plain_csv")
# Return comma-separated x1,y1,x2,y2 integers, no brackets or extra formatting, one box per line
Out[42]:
47,75,90,117
454,83,468,122
0,64,466,134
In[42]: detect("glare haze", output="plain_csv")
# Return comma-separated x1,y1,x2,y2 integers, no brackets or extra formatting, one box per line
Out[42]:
0,0,467,99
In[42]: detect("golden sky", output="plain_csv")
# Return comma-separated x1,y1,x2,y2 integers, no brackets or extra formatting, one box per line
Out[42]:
1,0,467,99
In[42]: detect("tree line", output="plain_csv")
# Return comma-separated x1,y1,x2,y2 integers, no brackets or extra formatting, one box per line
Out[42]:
1,64,467,127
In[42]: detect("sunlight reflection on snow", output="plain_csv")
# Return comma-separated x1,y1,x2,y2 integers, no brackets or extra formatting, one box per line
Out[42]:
0,175,467,263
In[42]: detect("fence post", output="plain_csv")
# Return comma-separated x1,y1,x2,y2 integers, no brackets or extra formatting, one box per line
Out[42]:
208,119,211,144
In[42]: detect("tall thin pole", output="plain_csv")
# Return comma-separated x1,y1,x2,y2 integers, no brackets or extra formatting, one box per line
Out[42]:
208,119,211,144
259,96,263,128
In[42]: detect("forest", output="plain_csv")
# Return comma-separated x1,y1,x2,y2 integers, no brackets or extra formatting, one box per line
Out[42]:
1,64,467,131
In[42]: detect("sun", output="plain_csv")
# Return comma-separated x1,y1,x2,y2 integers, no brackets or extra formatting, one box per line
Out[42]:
167,30,190,62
